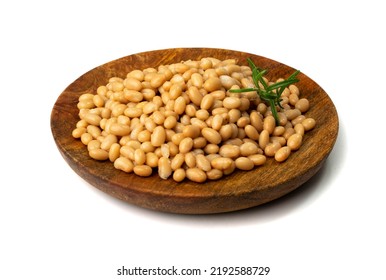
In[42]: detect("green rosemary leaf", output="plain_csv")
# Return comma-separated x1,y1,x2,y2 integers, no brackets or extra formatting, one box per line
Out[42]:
252,68,268,89
266,78,299,92
287,69,300,80
229,87,257,93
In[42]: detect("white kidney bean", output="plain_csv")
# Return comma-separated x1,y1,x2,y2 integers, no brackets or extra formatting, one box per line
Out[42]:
74,57,316,183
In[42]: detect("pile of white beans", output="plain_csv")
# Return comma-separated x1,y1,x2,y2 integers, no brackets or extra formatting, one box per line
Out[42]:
72,57,316,183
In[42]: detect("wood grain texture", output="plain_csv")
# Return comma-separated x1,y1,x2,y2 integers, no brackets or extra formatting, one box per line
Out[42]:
50,48,339,214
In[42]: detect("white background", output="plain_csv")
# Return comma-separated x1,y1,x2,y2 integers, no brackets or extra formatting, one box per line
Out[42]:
1,0,385,279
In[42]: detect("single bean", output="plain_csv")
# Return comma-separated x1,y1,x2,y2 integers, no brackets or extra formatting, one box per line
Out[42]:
206,154,221,163
114,157,134,173
151,126,166,147
287,133,303,151
171,133,185,146
133,149,145,165
239,98,250,111
133,165,153,177
237,116,250,128
76,119,88,128
224,137,243,146
142,88,156,101
196,154,211,172
109,123,131,136
186,168,207,183
250,111,263,132
140,142,154,154
142,102,157,115
81,133,93,145
87,125,101,139
219,144,240,159
257,103,267,115
275,146,291,162
87,139,101,151
219,75,239,89
117,115,130,126
204,143,219,154
152,111,165,125
294,123,305,136
109,143,121,162
167,141,179,157
109,81,124,92
200,94,215,110
292,115,306,126
272,126,285,136
79,93,94,101
210,90,226,101
120,145,135,160
219,124,233,141
137,130,151,143
263,115,276,134
72,127,86,138
174,63,190,74
193,137,207,149
223,160,236,175
289,93,299,105
211,157,233,170
200,58,213,70
127,69,144,81
173,168,186,182
258,129,270,150
174,96,186,115
124,107,143,118
171,153,185,170
185,152,196,168
203,77,222,92
195,109,210,121
183,125,201,139
244,125,259,140
302,118,316,131
89,148,109,161
101,134,117,150
206,169,223,180
264,142,282,157
126,140,141,150
111,104,126,117
150,73,166,88
289,84,300,95
248,154,267,166
164,115,177,129
201,127,222,144
93,95,105,107
124,77,142,91
83,113,102,126
283,127,296,140
295,98,310,113
223,96,241,109
179,137,194,154
187,86,203,106
158,157,172,179
235,157,254,171
211,114,223,131
146,152,159,168
191,73,204,88
239,142,259,156
285,109,301,121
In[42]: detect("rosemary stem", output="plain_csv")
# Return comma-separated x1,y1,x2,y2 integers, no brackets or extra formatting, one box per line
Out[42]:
268,99,280,125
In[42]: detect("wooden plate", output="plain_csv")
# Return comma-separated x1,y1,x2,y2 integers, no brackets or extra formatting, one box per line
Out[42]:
51,48,338,214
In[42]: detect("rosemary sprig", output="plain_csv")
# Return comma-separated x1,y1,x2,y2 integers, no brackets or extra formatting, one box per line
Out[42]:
230,58,300,125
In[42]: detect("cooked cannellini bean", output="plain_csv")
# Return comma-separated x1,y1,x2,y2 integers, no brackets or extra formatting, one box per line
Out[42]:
74,57,315,182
